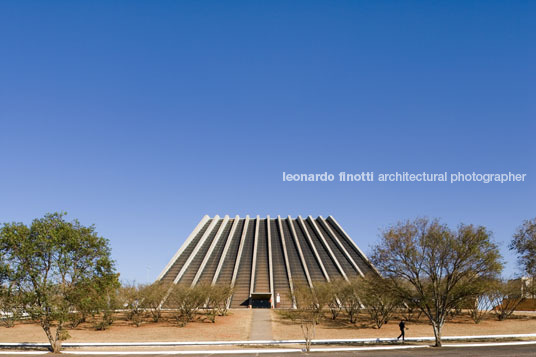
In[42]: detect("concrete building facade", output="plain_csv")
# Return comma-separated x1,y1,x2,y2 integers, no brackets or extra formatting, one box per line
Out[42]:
158,215,377,308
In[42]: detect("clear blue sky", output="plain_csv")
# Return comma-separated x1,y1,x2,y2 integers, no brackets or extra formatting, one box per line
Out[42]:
1,1,534,283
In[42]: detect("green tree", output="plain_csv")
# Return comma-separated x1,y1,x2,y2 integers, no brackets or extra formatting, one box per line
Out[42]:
510,218,536,297
0,282,23,328
371,218,502,347
0,212,119,353
68,271,120,328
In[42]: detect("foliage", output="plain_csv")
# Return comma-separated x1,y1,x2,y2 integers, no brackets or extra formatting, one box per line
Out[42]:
0,283,23,328
118,283,144,327
360,275,400,329
166,284,206,326
490,279,525,321
467,279,496,324
0,213,119,352
93,302,117,331
338,278,362,324
313,280,341,320
510,218,536,299
510,218,536,278
139,281,170,323
202,284,233,322
69,270,120,328
371,218,502,347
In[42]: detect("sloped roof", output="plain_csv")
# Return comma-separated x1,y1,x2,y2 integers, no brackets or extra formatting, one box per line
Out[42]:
158,215,378,308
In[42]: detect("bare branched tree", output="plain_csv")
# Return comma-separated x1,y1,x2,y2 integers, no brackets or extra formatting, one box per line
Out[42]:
371,218,502,347
288,284,321,352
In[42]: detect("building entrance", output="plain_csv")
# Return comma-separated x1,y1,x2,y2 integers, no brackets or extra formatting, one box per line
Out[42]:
250,292,272,309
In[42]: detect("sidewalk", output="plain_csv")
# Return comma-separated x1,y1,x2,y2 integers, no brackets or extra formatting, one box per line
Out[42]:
2,333,535,349
249,309,273,340
1,340,536,355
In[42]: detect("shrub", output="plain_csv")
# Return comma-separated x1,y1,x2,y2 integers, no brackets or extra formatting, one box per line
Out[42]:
360,276,400,329
339,278,362,324
167,284,205,326
118,283,144,327
139,282,170,323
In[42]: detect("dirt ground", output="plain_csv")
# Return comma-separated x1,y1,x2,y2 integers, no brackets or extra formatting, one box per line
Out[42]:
0,310,252,343
1,309,536,343
271,311,536,340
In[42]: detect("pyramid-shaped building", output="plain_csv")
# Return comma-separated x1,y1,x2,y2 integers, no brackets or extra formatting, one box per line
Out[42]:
157,215,378,308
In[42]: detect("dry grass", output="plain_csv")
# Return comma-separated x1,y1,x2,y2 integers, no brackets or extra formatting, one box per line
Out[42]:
2,309,536,343
0,310,252,343
271,310,536,340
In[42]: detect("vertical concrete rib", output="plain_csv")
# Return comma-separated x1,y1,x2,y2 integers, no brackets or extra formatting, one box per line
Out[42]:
277,215,295,308
173,216,221,284
318,216,364,277
298,216,331,282
307,216,349,281
230,216,250,290
190,216,230,287
287,216,313,288
327,216,381,276
156,215,210,281
249,216,260,298
211,215,240,285
267,215,274,308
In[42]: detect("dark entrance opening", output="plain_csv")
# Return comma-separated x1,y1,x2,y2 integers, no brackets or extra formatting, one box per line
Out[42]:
250,292,272,309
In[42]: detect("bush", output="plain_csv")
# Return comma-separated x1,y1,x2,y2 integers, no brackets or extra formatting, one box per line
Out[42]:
203,284,233,322
167,284,206,326
118,283,144,327
313,280,341,320
491,279,525,321
360,276,400,329
339,278,362,324
139,282,170,323
0,284,23,328
92,289,120,331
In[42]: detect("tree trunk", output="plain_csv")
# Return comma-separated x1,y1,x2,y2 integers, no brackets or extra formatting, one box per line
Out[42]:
41,320,65,353
42,324,62,353
431,321,442,347
51,339,63,354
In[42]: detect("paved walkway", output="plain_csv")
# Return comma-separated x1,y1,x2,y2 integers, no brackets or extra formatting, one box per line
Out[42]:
249,309,273,340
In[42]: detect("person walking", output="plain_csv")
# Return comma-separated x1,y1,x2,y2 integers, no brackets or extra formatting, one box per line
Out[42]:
397,320,406,342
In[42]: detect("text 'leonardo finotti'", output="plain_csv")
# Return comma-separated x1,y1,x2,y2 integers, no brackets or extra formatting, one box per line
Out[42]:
282,171,527,184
